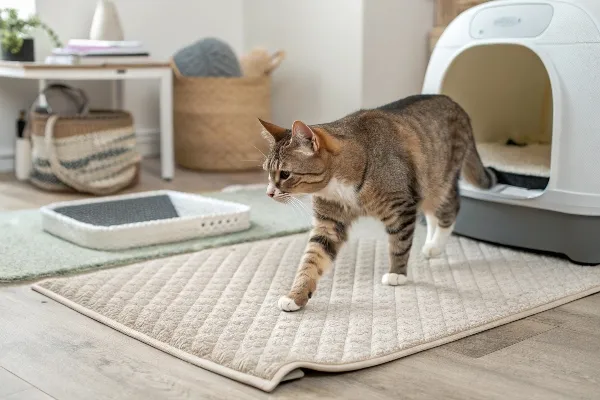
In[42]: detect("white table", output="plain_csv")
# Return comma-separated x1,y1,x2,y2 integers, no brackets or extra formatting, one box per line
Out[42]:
0,61,175,180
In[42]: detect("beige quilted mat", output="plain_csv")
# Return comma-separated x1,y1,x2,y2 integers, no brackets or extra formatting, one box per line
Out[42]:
33,222,600,392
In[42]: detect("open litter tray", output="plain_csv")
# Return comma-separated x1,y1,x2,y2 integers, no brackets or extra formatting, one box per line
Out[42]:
40,190,251,250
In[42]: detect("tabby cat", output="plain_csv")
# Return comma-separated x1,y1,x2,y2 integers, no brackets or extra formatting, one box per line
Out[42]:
260,95,495,312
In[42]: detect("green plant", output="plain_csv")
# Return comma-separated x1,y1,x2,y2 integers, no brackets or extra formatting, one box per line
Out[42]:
0,8,62,54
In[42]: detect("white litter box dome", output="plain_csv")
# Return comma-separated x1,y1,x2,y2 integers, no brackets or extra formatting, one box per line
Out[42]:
422,0,600,264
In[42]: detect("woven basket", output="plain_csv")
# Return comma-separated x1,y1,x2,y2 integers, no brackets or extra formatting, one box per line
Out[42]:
29,109,141,195
172,53,283,171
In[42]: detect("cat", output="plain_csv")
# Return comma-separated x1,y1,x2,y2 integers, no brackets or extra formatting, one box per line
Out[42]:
259,94,496,312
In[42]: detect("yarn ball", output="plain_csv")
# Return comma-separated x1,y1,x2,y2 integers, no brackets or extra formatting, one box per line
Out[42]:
173,37,242,77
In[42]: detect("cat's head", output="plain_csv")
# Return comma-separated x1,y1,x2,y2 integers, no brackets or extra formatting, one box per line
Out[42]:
259,119,336,202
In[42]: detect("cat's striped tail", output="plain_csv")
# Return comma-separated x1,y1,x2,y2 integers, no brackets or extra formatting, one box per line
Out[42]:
462,142,497,189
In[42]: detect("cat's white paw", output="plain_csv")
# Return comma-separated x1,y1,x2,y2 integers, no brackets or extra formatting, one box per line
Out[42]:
382,273,408,286
422,242,443,259
278,296,301,312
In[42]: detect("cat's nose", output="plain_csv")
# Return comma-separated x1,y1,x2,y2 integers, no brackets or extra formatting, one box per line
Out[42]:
267,192,274,198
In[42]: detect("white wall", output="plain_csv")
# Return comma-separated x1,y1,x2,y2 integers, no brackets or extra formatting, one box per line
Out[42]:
0,0,38,168
110,0,244,142
243,0,434,127
0,0,433,171
243,0,364,126
34,0,112,108
0,0,35,16
0,0,243,169
362,0,434,108
35,0,244,152
0,79,37,169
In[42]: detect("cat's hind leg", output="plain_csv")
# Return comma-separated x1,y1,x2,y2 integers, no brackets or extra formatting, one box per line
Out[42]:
424,212,438,245
422,181,459,259
382,201,418,286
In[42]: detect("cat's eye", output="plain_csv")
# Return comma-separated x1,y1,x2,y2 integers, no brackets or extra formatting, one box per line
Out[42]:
280,170,291,180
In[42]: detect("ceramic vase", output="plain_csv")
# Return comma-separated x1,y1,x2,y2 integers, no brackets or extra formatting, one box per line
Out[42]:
89,0,124,41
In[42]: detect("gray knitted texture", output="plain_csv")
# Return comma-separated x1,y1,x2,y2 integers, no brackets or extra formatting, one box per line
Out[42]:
173,37,242,77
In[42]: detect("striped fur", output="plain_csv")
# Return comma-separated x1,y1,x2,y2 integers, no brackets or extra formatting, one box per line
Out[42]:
261,95,495,311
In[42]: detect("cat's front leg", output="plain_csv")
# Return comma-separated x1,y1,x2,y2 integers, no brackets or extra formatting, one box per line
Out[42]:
381,202,417,286
278,214,349,312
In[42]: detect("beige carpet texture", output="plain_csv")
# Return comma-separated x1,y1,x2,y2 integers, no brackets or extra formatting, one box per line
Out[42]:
33,221,600,392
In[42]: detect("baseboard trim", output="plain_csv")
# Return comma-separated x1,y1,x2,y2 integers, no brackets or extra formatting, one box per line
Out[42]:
0,148,14,172
0,130,160,173
136,129,160,157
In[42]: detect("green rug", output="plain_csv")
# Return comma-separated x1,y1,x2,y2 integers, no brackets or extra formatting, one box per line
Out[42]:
0,189,312,282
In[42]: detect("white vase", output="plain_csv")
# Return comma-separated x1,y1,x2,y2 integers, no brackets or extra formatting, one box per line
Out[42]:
89,0,124,41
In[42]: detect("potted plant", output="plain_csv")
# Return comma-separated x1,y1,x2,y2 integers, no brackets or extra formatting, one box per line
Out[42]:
0,8,62,62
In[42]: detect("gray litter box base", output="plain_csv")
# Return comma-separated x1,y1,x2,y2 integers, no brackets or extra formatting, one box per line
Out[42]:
454,197,600,265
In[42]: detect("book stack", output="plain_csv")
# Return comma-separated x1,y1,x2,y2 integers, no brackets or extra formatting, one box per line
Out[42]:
46,39,151,65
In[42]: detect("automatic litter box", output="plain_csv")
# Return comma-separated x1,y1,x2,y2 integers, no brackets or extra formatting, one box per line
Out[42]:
422,0,600,264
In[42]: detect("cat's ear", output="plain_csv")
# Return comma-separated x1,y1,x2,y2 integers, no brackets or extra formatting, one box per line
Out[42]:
292,120,320,152
258,118,288,143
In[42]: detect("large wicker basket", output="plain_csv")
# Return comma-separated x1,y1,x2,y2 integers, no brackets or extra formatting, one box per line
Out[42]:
172,57,280,171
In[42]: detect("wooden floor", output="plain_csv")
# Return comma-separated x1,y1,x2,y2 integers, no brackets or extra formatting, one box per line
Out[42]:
1,159,599,400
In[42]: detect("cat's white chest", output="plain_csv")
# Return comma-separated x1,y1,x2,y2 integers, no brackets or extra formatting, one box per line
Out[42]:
314,178,359,208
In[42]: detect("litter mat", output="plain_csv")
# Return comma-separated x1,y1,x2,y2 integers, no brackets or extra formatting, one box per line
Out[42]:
40,191,251,250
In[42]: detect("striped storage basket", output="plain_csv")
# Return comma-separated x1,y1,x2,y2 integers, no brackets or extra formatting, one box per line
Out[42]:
29,110,141,195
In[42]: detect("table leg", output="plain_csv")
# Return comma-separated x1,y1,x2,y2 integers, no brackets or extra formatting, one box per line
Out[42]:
110,80,123,109
159,70,174,181
38,79,48,108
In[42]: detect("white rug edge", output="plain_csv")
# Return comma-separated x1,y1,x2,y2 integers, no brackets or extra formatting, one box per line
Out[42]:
31,283,600,393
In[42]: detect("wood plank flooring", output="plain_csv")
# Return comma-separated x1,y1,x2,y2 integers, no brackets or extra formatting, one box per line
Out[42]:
1,158,599,399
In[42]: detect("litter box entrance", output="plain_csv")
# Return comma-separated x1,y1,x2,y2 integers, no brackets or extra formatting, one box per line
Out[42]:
441,44,553,194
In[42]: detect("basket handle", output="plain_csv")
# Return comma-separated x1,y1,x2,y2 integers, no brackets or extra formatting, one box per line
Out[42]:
23,83,90,140
264,50,285,75
43,115,140,196
41,83,90,115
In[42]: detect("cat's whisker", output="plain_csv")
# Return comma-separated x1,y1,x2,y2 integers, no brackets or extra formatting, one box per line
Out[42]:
291,196,311,217
251,145,267,161
289,197,306,216
278,194,291,204
280,195,302,219
287,198,304,220
289,197,311,221
240,160,263,167
290,195,310,214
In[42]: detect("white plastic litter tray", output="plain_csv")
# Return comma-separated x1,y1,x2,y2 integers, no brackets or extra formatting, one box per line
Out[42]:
40,190,251,250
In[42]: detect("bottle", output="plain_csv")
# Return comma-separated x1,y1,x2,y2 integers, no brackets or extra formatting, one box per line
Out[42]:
15,110,31,181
